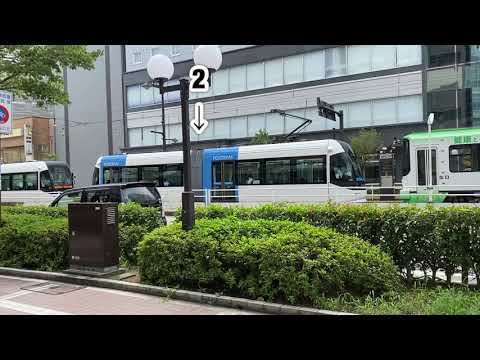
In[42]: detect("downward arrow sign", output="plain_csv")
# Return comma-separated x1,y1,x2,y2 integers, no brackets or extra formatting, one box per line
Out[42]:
190,102,209,135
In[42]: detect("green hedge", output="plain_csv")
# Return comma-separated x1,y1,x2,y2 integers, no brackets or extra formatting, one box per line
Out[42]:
4,203,165,227
0,214,69,271
1,203,165,268
138,218,400,306
185,203,480,286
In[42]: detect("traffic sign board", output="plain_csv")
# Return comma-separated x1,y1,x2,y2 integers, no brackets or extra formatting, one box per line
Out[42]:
0,105,10,124
0,91,12,135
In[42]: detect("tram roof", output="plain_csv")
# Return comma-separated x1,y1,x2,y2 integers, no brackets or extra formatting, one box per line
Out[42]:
405,127,480,141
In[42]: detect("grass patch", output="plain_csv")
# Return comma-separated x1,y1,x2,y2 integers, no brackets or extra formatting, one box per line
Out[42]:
318,287,480,315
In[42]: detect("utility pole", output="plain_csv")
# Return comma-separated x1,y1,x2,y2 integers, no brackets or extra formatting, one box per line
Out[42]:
105,45,114,155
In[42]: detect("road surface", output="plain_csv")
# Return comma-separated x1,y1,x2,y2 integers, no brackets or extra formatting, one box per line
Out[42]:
0,275,259,315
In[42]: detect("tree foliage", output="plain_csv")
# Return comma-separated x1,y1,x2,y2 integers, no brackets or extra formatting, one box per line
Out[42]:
0,45,102,106
350,129,383,176
250,128,272,145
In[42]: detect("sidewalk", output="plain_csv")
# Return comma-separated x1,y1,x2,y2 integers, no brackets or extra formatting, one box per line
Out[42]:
0,274,259,315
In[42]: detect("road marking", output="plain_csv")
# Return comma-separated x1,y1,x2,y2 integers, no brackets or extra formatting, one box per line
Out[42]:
0,300,71,315
0,283,58,301
0,274,45,283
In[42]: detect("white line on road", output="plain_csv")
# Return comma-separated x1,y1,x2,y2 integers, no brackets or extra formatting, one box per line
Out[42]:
0,274,46,283
0,283,58,301
0,300,71,315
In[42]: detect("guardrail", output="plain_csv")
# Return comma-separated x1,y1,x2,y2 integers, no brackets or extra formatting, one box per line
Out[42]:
188,184,480,207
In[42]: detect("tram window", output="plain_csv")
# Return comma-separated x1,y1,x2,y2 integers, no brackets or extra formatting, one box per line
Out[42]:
163,165,183,187
265,159,291,185
295,158,326,184
417,150,426,186
103,168,121,184
330,153,356,186
402,139,410,176
92,168,99,185
238,161,261,185
11,174,24,190
449,144,480,172
417,150,437,185
1,174,11,191
25,173,38,190
122,167,139,182
142,166,161,186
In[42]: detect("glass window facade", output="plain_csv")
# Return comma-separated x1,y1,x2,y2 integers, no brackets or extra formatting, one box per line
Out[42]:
127,95,422,147
426,45,480,129
127,45,422,110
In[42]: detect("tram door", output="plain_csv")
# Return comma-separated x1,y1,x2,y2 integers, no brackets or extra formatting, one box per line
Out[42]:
416,147,438,197
212,161,237,202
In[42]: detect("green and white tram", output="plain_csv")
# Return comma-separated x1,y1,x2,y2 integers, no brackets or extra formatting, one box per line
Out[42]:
401,127,480,203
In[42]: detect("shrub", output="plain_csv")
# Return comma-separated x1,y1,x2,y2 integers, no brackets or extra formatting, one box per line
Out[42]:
189,203,480,287
5,203,164,229
138,218,400,307
2,203,165,268
119,224,147,266
118,203,164,231
3,205,68,218
0,214,69,271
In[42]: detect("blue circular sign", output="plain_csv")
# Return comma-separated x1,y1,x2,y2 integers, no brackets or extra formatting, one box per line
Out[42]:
0,104,9,124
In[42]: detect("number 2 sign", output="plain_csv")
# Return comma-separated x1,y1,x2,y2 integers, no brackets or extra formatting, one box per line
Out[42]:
189,65,210,93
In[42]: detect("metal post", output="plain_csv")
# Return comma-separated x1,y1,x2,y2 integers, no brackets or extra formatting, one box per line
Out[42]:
179,78,195,230
63,68,70,166
427,122,432,203
160,90,167,152
105,45,114,155
338,110,344,140
0,133,2,226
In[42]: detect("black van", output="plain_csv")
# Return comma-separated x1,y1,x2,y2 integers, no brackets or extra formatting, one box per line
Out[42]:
50,182,166,223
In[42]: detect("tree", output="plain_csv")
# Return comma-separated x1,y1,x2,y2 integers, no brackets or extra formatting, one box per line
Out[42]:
250,129,272,145
350,129,383,176
0,45,102,106
46,153,57,161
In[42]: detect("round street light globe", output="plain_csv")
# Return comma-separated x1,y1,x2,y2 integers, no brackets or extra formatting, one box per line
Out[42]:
193,45,223,71
147,54,174,80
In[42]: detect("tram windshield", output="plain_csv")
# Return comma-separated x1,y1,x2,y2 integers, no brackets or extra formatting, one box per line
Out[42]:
46,163,73,191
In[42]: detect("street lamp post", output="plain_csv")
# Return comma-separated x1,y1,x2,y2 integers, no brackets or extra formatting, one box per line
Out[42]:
146,46,222,230
427,113,435,203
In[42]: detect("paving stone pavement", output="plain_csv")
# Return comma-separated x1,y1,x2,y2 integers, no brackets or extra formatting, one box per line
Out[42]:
0,275,260,315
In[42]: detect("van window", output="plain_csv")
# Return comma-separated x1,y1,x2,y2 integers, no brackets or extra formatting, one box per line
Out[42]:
56,191,83,208
122,186,159,205
85,188,121,203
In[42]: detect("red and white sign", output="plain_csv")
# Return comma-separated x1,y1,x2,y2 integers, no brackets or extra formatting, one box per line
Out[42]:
0,91,13,135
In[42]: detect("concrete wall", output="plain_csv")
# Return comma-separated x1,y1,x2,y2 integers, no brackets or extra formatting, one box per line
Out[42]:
55,45,124,187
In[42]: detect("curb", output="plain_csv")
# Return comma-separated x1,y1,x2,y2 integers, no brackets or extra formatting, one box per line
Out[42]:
0,267,354,315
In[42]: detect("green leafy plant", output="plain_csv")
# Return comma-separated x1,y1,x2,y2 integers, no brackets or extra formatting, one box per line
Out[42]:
0,214,69,271
350,129,383,176
0,45,102,106
138,218,400,307
188,203,480,288
2,203,165,267
250,128,272,145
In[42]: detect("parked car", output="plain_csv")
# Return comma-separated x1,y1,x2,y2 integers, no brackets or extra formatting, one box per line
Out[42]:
50,182,166,224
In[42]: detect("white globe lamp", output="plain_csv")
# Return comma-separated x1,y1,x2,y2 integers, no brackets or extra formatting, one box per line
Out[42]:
147,54,174,81
193,45,223,71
